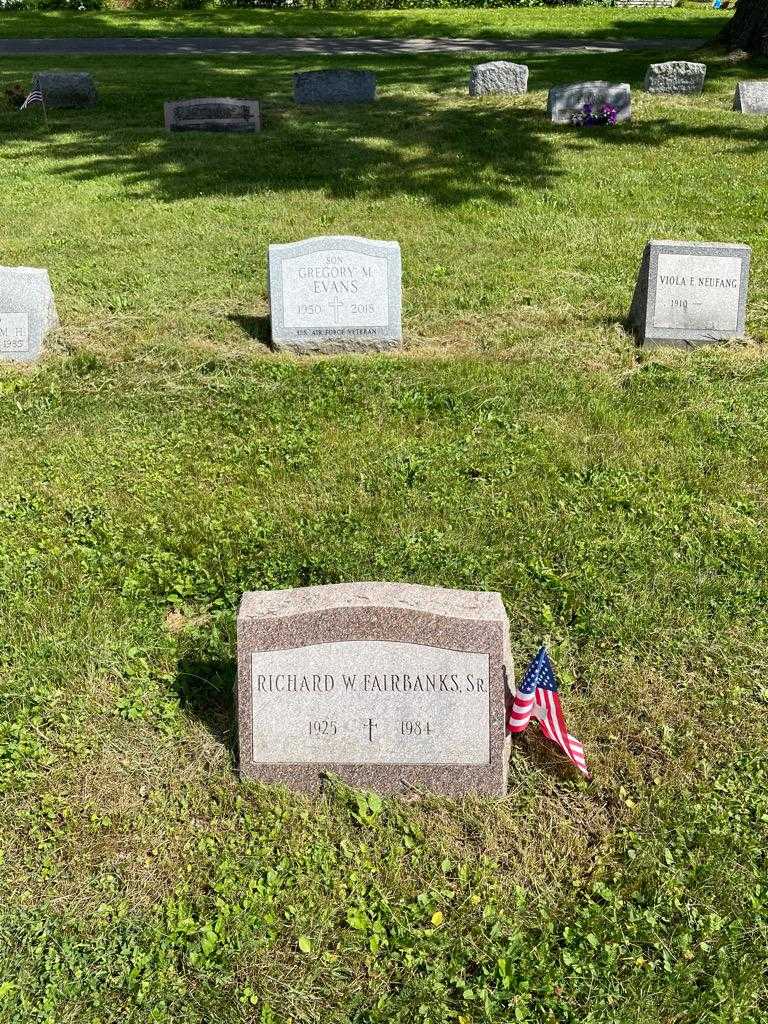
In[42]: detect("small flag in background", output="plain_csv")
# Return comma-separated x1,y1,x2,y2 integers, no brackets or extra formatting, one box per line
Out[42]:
509,646,589,777
20,89,45,111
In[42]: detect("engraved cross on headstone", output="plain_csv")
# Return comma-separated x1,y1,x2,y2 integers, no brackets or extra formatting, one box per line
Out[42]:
363,718,378,743
328,297,345,323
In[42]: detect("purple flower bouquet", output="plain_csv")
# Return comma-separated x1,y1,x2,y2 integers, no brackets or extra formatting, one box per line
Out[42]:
570,102,618,128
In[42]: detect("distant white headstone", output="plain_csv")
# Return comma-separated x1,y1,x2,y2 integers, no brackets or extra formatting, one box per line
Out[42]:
733,81,768,115
0,267,58,363
268,236,402,353
630,240,751,347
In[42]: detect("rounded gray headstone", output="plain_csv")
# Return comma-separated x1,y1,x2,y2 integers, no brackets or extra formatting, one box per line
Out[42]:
33,71,97,109
643,62,707,96
469,61,529,98
294,70,376,106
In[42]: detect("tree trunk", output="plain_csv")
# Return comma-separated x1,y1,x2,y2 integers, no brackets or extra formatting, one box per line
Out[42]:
721,0,768,55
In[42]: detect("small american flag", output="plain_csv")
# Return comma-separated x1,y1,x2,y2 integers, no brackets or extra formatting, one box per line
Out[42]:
20,89,45,111
509,646,589,777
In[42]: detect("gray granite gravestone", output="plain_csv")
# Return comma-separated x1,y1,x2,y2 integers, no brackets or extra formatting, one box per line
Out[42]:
164,98,261,133
268,235,401,353
294,70,376,105
629,240,751,347
733,82,768,115
237,582,512,796
547,81,631,124
32,71,97,109
0,267,58,363
643,62,707,95
469,61,529,97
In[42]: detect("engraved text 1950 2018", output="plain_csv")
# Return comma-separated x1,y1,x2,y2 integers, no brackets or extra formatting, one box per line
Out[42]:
281,250,388,336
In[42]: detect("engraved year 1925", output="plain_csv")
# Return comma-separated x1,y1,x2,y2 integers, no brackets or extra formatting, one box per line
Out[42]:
309,720,337,736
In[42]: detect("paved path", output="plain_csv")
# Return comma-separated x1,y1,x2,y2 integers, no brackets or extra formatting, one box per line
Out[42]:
0,35,704,57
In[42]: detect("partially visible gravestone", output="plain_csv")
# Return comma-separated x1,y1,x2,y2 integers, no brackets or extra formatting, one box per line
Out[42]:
236,582,512,796
268,235,401,353
733,81,768,114
547,81,631,124
469,61,529,97
32,71,97,109
643,61,707,95
0,267,58,363
164,98,261,133
629,240,751,347
294,69,376,105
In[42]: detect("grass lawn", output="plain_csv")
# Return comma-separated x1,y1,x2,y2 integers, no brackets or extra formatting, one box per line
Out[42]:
0,4,730,40
1,39,768,1024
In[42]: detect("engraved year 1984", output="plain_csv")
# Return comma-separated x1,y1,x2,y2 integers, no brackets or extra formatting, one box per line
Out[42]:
401,721,432,736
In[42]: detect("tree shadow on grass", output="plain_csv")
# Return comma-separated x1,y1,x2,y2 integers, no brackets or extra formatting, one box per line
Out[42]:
9,98,766,220
1,49,765,205
2,101,562,206
0,53,568,205
562,115,768,157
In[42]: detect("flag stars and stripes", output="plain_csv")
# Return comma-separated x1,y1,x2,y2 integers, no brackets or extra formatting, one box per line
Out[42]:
20,90,45,111
509,647,589,777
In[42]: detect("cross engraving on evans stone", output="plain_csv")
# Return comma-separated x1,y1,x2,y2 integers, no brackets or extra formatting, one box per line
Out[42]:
328,297,345,323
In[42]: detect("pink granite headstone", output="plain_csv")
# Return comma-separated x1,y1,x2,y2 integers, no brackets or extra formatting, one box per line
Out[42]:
236,582,512,796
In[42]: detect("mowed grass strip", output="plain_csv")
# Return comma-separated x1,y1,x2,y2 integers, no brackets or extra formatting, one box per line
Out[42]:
0,45,766,1024
0,5,731,41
